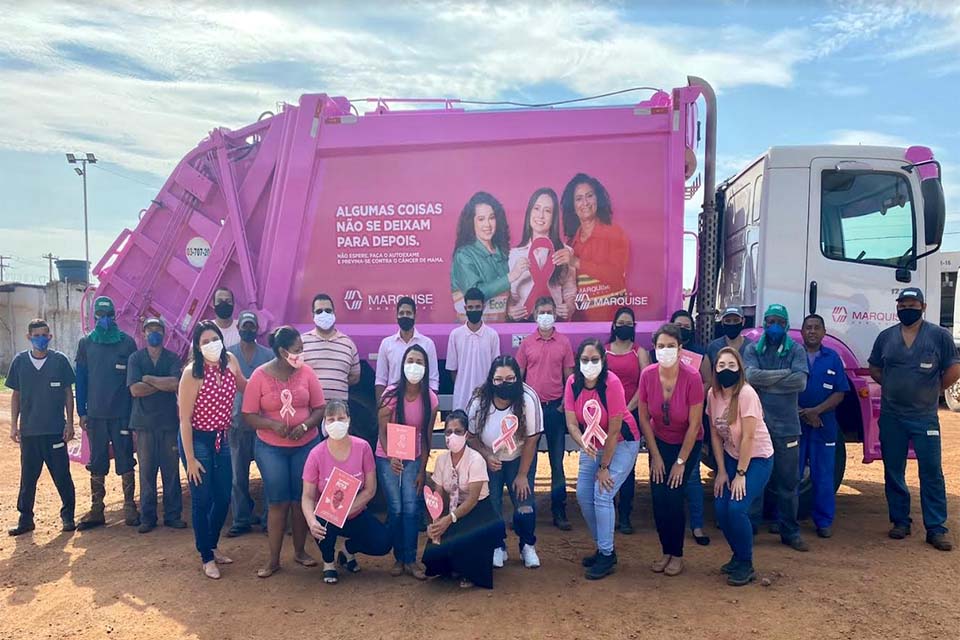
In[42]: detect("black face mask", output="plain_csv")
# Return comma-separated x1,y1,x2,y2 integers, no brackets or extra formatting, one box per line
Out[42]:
716,369,740,389
214,301,234,320
239,329,257,343
679,327,695,345
493,380,521,400
897,308,922,327
614,325,636,342
721,323,743,340
397,316,415,332
466,309,483,325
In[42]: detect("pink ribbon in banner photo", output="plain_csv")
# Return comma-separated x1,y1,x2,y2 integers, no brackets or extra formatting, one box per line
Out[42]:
492,414,520,455
279,388,296,426
523,236,556,316
582,398,607,448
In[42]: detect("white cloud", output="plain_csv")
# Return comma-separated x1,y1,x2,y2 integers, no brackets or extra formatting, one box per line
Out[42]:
828,129,912,148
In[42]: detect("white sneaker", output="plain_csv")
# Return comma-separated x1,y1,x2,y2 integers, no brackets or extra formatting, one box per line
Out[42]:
492,547,507,568
521,544,541,569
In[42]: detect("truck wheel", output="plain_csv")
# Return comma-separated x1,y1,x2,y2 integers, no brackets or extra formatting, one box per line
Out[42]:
796,432,846,520
945,381,960,412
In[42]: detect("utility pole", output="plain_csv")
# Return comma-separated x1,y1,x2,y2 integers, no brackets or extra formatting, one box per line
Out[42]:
65,152,97,281
0,255,10,282
43,253,59,283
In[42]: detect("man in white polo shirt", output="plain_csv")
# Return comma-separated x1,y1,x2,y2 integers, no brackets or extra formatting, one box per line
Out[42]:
375,296,439,403
302,293,361,404
447,288,500,411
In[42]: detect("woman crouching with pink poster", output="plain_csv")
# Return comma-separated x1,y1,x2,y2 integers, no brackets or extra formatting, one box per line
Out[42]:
301,400,391,585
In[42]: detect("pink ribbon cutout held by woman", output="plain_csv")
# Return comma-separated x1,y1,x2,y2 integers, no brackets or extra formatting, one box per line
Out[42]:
279,388,296,426
582,398,607,448
493,414,520,455
523,236,556,316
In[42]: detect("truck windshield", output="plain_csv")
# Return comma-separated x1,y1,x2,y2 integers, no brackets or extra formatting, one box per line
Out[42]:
820,170,916,269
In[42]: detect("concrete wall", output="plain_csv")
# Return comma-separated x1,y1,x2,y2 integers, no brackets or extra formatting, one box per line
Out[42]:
0,282,88,373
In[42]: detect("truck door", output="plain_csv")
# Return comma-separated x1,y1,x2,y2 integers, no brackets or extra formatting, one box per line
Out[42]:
805,158,925,362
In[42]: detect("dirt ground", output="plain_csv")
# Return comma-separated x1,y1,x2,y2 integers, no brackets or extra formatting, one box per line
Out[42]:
2,392,959,640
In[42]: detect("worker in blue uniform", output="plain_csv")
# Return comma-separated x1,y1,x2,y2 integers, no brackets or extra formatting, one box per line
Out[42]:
797,313,849,539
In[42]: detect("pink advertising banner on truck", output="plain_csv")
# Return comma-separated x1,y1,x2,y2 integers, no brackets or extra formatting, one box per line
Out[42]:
294,135,676,327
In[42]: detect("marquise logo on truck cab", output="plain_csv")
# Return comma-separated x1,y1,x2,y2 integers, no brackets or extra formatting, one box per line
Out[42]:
344,289,363,311
833,305,848,324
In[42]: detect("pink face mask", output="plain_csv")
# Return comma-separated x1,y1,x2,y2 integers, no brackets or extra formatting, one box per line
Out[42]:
445,432,467,453
286,352,304,369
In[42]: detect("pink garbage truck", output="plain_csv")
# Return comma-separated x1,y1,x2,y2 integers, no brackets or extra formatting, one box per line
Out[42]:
80,77,946,512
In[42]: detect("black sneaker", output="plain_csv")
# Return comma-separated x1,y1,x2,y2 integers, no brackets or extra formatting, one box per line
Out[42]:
783,537,809,552
617,517,635,535
553,513,572,532
816,526,833,539
61,520,76,533
138,522,157,534
226,525,252,538
582,550,617,568
888,524,911,539
164,519,188,529
8,521,35,536
727,562,756,587
720,555,738,574
927,533,953,551
585,551,617,580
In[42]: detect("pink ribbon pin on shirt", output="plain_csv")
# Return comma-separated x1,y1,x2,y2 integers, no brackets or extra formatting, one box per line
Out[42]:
582,398,607,448
492,414,520,455
279,388,295,425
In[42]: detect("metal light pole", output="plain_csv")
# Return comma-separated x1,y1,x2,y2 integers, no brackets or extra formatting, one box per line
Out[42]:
66,152,97,281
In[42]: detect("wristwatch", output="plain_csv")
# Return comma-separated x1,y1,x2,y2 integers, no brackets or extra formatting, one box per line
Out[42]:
599,463,610,471
449,510,458,523
736,469,747,477
675,457,685,466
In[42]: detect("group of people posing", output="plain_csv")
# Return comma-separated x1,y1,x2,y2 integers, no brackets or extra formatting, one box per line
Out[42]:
7,283,957,589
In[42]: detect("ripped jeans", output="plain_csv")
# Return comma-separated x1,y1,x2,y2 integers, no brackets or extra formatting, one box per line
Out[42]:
488,454,537,551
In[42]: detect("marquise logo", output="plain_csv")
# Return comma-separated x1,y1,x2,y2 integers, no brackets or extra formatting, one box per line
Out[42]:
575,292,591,312
344,289,363,311
832,305,848,324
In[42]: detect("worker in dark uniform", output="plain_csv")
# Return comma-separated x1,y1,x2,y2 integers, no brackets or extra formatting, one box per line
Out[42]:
869,287,960,551
75,296,139,530
797,314,849,539
7,319,77,535
127,318,185,533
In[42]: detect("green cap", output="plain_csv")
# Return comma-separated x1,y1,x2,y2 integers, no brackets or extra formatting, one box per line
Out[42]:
763,303,789,324
94,296,115,315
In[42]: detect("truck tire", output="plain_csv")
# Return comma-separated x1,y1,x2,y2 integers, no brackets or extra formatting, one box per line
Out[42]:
796,432,846,520
945,381,960,412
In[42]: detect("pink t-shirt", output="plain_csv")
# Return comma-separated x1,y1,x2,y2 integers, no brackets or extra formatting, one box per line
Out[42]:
375,386,439,459
707,384,775,460
516,330,575,402
302,436,375,520
242,364,326,447
563,371,640,444
638,363,705,445
432,447,490,507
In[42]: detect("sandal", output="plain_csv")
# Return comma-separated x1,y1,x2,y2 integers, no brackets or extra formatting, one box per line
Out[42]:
257,564,281,579
404,562,427,580
651,555,671,573
390,561,404,577
213,550,234,565
203,561,221,580
664,557,684,576
294,553,318,568
323,568,339,584
338,551,360,573
459,578,474,589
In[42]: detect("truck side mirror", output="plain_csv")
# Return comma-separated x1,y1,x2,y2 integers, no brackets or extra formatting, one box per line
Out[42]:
922,177,945,246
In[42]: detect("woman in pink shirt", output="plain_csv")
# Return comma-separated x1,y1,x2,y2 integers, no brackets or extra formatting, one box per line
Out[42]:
377,344,439,580
708,347,775,586
638,323,705,577
301,400,390,585
242,326,326,578
564,338,641,580
423,410,506,589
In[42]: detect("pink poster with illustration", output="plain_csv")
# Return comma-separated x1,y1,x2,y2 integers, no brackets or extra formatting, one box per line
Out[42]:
315,467,362,528
386,423,416,460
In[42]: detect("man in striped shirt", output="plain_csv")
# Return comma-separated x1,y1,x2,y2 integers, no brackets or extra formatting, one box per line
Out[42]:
302,294,361,406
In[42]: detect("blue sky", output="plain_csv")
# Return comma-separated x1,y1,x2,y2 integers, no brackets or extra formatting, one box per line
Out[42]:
1,0,959,284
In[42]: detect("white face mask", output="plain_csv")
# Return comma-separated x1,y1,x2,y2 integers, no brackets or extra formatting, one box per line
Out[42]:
537,313,555,331
656,347,679,367
445,432,467,453
325,419,350,440
580,360,602,381
314,311,336,331
404,362,426,384
200,339,223,362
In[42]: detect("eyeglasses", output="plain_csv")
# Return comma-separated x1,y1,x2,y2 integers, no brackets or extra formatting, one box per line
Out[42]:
492,377,517,385
661,401,671,426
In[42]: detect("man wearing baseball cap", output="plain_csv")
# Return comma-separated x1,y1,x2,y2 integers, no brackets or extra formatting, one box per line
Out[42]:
704,307,755,387
227,310,274,536
75,296,139,530
869,287,960,551
127,318,185,533
743,303,810,552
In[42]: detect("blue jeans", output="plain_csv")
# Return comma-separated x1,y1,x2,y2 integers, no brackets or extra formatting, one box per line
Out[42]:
577,440,640,555
179,431,232,563
254,436,321,504
229,428,265,528
542,400,568,515
684,450,705,530
716,452,773,565
376,456,421,563
488,454,538,550
879,413,948,535
799,423,837,529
